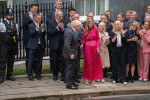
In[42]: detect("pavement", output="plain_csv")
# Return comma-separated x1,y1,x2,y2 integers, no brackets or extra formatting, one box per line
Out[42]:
0,60,149,100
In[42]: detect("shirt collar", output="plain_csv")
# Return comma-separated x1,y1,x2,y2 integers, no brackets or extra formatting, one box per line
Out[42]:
6,19,12,25
55,18,59,24
71,26,76,33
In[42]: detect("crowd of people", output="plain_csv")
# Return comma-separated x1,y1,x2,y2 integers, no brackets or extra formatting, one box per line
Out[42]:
0,0,150,90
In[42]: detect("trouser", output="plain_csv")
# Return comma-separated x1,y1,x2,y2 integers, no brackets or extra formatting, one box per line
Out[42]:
50,48,65,77
65,59,78,86
112,47,126,82
27,45,43,76
143,53,150,79
137,52,144,78
0,43,15,78
24,41,36,73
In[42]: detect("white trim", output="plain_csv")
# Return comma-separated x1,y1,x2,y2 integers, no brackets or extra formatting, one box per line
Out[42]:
105,0,109,11
95,0,96,16
0,0,13,8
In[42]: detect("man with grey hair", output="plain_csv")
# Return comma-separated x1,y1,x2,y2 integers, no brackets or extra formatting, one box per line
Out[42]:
47,0,67,22
63,20,83,89
123,11,140,30
47,10,67,81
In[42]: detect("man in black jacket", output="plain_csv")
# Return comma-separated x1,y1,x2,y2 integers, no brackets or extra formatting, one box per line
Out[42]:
47,10,67,81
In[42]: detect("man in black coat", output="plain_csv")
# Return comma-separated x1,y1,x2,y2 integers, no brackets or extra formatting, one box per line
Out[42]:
63,20,83,89
47,10,67,81
27,13,46,81
22,3,38,73
47,0,68,22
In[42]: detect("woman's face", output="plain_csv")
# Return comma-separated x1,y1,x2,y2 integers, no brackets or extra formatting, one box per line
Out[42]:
131,25,136,31
144,22,150,30
88,21,94,28
114,23,120,31
98,24,104,32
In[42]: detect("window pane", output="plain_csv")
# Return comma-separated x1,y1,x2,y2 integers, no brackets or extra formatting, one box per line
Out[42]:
96,0,105,16
85,0,95,15
75,0,84,16
0,1,7,20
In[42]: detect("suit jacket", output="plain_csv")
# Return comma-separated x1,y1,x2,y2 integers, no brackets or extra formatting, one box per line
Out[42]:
82,21,98,29
109,31,127,52
63,27,82,60
27,22,46,49
47,8,68,22
22,13,33,42
47,18,67,50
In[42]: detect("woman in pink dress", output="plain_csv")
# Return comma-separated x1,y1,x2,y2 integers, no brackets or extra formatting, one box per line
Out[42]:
82,18,104,84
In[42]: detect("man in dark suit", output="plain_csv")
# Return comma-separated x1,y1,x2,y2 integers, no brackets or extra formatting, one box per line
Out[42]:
47,10,67,81
47,0,68,22
82,12,98,29
27,13,46,81
123,11,139,30
63,20,83,89
141,5,150,25
22,3,38,73
67,8,76,23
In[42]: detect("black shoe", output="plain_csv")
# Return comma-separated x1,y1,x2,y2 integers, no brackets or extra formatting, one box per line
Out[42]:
66,83,78,89
36,76,41,80
74,79,80,83
131,76,134,83
60,77,65,81
53,76,58,81
6,76,15,81
0,77,4,83
73,82,79,87
28,76,34,81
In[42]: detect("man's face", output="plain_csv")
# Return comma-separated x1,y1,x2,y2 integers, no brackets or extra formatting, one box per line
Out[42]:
87,13,94,19
100,15,106,22
56,12,63,22
105,12,110,18
55,2,62,9
145,16,150,22
69,11,76,18
147,6,150,14
117,14,124,22
74,14,79,20
130,13,136,21
30,6,38,14
74,25,81,31
34,15,42,23
126,12,130,20
6,15,14,21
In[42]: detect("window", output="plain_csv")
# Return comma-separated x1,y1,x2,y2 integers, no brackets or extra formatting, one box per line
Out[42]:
0,1,7,20
75,0,106,16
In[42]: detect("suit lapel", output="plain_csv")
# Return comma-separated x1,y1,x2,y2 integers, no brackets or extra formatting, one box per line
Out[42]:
70,27,78,43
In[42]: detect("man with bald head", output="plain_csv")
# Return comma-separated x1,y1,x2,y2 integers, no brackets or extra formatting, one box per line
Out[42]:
82,12,98,28
47,10,67,81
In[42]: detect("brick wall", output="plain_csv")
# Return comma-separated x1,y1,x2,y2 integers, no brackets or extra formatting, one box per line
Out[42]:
109,0,150,22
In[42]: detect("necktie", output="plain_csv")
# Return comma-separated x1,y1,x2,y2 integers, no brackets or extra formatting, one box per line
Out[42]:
75,31,78,36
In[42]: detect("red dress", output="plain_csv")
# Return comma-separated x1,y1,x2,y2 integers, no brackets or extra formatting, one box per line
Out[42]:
82,28,104,80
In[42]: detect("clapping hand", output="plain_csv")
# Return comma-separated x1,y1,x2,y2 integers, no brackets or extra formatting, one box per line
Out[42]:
60,23,64,30
36,24,39,30
29,12,32,20
41,23,44,30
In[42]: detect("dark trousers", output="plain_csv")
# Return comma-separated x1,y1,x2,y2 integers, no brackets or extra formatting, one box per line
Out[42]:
27,45,43,76
112,47,126,82
0,43,15,78
24,41,36,73
75,48,81,79
65,59,78,86
50,49,65,77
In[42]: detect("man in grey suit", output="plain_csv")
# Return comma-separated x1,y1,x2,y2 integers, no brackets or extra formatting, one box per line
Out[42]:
63,20,83,89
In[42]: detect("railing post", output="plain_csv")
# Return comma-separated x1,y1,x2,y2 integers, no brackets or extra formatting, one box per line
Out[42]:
24,2,28,13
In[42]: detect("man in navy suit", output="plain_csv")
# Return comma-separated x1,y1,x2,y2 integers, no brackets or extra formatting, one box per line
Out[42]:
47,0,68,22
22,3,39,73
27,13,46,81
47,10,67,81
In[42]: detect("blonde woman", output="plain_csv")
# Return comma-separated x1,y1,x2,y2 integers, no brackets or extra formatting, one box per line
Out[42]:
98,22,110,79
109,20,127,85
82,18,104,85
125,22,140,83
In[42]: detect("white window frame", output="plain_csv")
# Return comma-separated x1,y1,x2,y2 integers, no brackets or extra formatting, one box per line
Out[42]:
75,0,109,22
0,0,13,7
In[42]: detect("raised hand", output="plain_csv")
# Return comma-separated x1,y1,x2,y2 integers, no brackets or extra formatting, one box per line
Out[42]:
41,24,44,30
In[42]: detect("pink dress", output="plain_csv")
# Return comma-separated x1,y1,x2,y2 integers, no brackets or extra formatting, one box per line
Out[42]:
82,28,104,80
